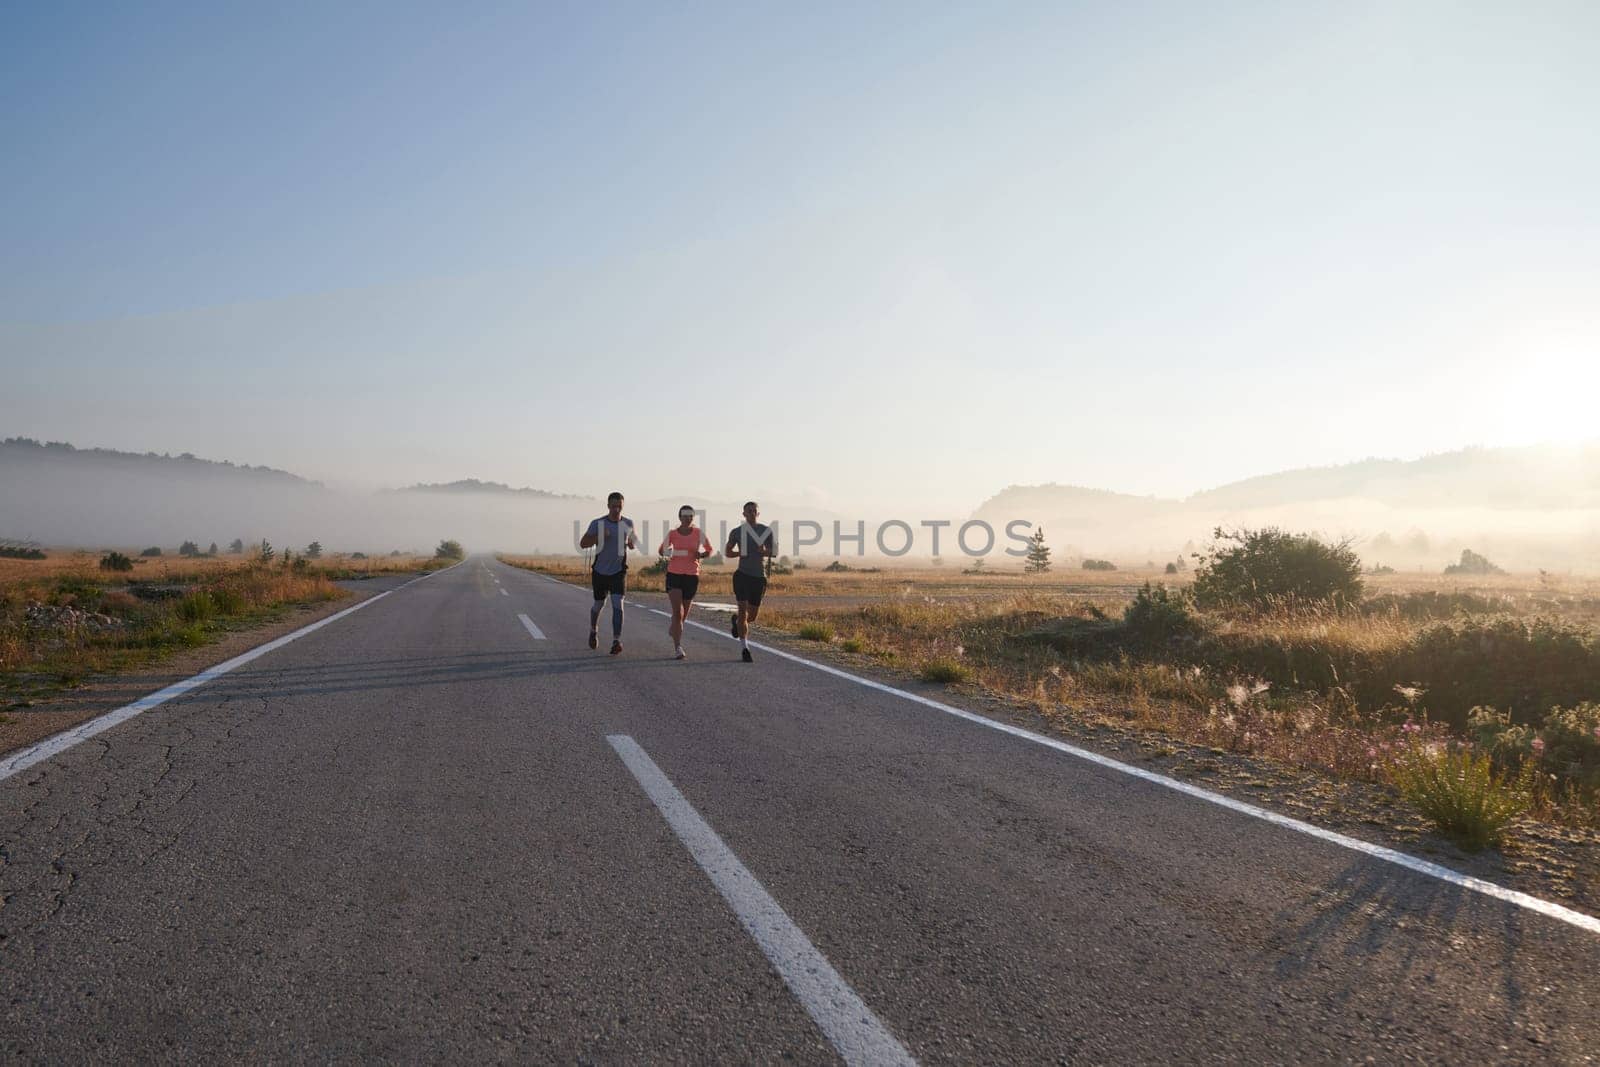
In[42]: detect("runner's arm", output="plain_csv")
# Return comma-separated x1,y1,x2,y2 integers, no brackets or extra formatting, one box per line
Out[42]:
578,519,599,549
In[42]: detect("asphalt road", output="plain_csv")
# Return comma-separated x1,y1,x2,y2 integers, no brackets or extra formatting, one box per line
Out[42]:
2,557,1596,1063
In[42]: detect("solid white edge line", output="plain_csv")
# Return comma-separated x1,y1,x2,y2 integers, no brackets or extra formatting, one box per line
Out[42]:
0,560,464,784
500,588,509,596
517,613,547,640
624,599,1600,935
607,734,917,1067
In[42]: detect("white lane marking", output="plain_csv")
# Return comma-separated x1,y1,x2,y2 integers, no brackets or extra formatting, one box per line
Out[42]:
500,588,509,596
638,604,1600,936
517,613,547,640
0,561,464,784
607,735,917,1066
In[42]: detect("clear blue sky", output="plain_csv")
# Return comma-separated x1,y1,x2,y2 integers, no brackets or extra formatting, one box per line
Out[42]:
3,1,1596,510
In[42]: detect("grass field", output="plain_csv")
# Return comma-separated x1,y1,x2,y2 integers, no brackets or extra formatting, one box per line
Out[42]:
0,549,444,713
503,553,1600,839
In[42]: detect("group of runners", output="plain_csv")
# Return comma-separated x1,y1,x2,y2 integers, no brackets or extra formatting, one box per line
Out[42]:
578,492,774,662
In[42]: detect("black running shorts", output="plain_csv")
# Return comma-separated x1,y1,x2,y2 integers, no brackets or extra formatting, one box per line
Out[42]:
591,569,626,601
665,573,699,599
732,572,767,606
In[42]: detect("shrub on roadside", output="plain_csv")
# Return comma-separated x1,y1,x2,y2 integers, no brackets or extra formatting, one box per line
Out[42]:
1121,583,1201,649
176,590,216,623
920,657,970,684
435,539,465,560
140,546,163,558
1190,527,1363,612
1381,617,1600,728
797,622,834,642
99,551,134,572
1081,559,1116,571
210,586,246,616
1388,743,1528,851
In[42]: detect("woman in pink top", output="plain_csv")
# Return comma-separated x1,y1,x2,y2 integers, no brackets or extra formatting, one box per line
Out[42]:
659,505,713,659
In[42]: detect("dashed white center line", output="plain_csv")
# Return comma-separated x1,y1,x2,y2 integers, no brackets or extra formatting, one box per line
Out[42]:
517,613,546,640
500,588,509,596
607,735,917,1066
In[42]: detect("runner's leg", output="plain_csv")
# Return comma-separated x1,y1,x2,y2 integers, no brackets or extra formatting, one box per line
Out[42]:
667,587,684,645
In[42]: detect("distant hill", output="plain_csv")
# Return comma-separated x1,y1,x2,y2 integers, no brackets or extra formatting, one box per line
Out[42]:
1187,443,1600,511
0,437,318,487
974,484,1181,531
977,443,1600,520
392,478,585,500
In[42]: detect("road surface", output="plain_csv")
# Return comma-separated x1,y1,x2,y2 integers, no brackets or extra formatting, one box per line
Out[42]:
2,557,1596,1062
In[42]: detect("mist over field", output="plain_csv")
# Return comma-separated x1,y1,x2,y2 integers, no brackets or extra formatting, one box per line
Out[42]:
4,437,1597,572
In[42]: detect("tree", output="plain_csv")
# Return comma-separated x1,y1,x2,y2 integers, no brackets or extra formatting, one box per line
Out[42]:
435,539,465,560
179,540,200,557
1444,548,1504,576
305,541,323,559
1190,527,1363,611
100,551,134,572
228,539,245,554
207,542,219,556
1024,527,1052,574
258,539,275,563
140,546,162,557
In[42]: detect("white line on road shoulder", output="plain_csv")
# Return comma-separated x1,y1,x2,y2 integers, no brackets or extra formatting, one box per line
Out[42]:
517,613,547,640
499,588,509,596
0,561,464,784
607,734,917,1066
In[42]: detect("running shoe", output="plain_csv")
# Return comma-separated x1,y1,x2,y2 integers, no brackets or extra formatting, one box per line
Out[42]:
741,648,753,663
675,646,687,660
610,639,623,655
588,629,598,650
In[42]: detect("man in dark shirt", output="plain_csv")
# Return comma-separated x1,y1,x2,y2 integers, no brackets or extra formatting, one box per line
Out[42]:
725,500,775,663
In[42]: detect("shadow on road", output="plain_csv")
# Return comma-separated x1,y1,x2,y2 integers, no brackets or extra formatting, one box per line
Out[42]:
1271,856,1529,1024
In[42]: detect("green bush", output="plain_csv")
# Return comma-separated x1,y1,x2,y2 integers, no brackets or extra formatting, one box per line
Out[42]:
177,590,216,623
641,556,669,576
1472,702,1600,790
99,551,134,572
1362,590,1508,621
1122,582,1201,648
1380,617,1600,727
920,657,971,684
1081,559,1116,571
1190,527,1362,611
797,622,834,642
1539,702,1600,785
435,539,465,560
140,546,163,558
1389,744,1527,851
211,587,246,616
840,635,866,653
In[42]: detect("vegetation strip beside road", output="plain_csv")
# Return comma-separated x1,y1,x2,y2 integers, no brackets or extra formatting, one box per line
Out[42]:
0,545,465,758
